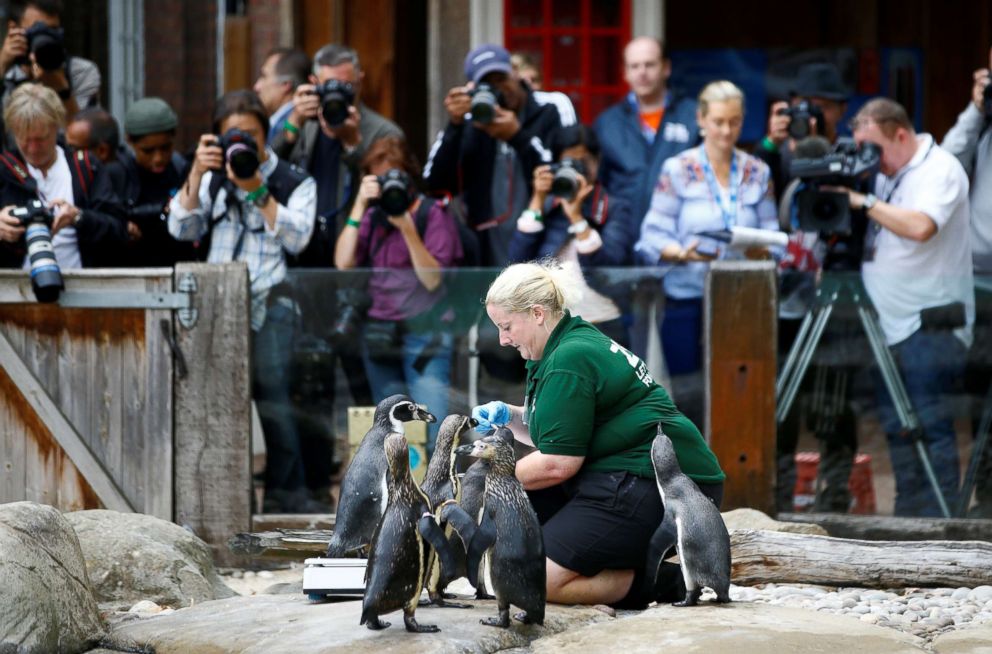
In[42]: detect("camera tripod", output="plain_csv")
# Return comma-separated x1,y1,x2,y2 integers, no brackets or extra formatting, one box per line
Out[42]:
776,275,952,518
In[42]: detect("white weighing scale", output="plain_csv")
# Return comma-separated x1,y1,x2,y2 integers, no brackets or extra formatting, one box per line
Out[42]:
303,558,367,601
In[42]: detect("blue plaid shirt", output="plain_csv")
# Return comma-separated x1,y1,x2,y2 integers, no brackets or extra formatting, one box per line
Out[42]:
168,148,316,330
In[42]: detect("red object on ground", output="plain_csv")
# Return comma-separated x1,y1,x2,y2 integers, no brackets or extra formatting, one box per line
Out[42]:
792,452,877,514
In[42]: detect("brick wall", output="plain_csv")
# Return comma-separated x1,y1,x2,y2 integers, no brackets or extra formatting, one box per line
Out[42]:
248,0,284,83
144,0,218,152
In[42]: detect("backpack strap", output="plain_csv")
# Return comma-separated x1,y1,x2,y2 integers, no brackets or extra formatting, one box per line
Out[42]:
0,151,29,186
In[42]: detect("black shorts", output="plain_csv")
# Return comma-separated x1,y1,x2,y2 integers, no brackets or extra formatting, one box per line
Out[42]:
528,470,723,578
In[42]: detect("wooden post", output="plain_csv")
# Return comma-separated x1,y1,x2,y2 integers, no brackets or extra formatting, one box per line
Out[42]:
705,261,777,513
173,263,251,564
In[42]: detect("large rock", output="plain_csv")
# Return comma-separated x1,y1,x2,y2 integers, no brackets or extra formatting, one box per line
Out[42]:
722,508,828,536
0,501,104,653
64,510,235,608
932,623,992,653
105,594,612,654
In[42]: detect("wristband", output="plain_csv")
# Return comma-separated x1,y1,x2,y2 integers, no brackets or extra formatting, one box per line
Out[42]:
567,218,590,235
346,218,361,229
760,136,778,153
522,208,542,222
245,184,268,202
283,121,299,135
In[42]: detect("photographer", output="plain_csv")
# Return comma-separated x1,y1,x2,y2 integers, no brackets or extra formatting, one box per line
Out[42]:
334,136,463,454
839,98,974,517
941,46,992,518
0,83,125,268
508,124,636,346
1,0,101,116
424,43,574,267
168,90,320,513
254,47,310,143
271,44,402,265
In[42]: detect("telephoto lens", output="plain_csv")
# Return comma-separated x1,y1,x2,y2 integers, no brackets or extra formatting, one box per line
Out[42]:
469,83,498,124
550,158,587,201
317,79,356,127
217,128,260,179
25,21,66,71
11,200,63,303
376,169,415,216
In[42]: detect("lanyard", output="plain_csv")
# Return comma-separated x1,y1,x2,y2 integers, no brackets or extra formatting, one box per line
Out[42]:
698,145,739,229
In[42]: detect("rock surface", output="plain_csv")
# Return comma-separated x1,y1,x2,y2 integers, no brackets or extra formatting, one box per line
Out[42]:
931,622,992,653
65,509,236,608
721,508,828,535
0,501,104,653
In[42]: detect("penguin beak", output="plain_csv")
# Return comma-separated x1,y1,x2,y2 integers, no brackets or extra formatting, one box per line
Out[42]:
454,443,475,456
415,406,437,423
467,417,479,429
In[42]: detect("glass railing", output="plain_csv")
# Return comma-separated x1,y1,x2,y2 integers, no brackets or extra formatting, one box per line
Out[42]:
254,266,991,521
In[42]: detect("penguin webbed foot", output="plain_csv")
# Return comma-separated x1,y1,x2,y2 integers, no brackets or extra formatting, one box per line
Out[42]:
513,610,536,624
425,597,473,609
673,588,702,607
364,615,390,630
480,608,511,628
403,613,440,633
475,589,496,600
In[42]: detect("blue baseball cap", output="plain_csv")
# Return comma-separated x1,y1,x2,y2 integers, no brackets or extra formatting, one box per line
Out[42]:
464,44,513,85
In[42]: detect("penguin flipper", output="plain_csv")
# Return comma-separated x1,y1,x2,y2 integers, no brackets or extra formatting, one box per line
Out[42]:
418,514,458,586
465,509,497,589
644,511,678,597
438,501,479,549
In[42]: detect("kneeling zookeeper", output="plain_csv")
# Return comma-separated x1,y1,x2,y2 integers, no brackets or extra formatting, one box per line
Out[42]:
472,259,725,608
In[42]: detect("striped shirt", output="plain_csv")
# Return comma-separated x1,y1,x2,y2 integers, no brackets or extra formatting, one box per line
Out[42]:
168,148,316,330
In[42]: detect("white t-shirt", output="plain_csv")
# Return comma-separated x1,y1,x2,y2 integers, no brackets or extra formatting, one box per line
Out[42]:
22,146,82,271
862,134,974,346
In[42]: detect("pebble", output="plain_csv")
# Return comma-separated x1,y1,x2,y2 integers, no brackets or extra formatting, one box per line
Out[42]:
733,584,992,641
128,600,163,615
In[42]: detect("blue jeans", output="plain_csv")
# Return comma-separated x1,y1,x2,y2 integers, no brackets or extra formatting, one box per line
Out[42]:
874,328,967,517
362,327,453,455
253,299,305,494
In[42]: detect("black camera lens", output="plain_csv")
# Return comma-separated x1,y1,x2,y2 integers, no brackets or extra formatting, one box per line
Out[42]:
550,158,587,201
470,83,498,124
12,200,62,303
376,169,414,216
26,22,65,72
217,128,260,179
317,79,356,127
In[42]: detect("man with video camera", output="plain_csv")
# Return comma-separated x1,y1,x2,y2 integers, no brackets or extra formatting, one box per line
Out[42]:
1,0,101,117
837,98,974,517
169,90,320,514
271,44,402,266
941,46,992,517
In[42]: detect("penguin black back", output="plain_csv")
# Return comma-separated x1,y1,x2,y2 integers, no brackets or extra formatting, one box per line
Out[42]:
327,395,435,557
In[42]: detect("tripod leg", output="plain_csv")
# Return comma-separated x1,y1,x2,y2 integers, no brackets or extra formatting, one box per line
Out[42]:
777,304,834,424
858,307,951,518
777,310,816,397
957,382,992,516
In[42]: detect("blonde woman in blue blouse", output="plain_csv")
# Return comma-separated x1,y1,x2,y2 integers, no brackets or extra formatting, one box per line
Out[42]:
634,80,778,429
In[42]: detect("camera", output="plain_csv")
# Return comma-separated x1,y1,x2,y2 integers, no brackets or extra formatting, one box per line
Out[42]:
788,138,880,234
983,83,992,118
778,99,826,140
549,158,587,201
330,287,371,347
11,200,63,303
469,83,500,124
24,21,66,72
215,128,259,180
375,169,415,216
315,79,356,128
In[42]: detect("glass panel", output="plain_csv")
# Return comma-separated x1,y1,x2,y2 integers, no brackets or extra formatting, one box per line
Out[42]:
507,0,544,29
590,0,622,27
549,34,582,87
589,36,621,86
551,0,581,27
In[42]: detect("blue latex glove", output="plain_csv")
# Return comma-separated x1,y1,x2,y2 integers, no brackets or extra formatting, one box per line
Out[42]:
471,401,511,434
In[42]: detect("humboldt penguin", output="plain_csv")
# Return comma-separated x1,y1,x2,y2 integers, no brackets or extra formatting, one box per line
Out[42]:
645,426,731,606
361,433,456,632
326,395,436,557
460,433,545,628
420,414,477,607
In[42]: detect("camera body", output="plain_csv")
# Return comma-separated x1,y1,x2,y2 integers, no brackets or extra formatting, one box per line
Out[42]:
468,83,501,124
374,168,415,216
549,157,587,201
25,21,66,72
315,79,356,127
215,128,260,180
778,99,826,140
331,287,372,347
11,200,63,303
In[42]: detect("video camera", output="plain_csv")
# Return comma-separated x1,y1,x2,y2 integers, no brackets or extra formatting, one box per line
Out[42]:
215,128,259,180
549,158,587,202
315,79,356,128
786,138,880,234
468,83,501,124
11,200,63,303
777,99,826,140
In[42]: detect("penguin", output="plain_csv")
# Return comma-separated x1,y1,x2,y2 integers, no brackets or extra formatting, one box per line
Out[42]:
326,395,436,557
458,433,545,628
645,426,732,606
361,433,456,632
420,414,477,607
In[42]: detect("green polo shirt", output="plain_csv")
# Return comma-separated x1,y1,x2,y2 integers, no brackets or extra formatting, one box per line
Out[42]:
523,312,725,482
